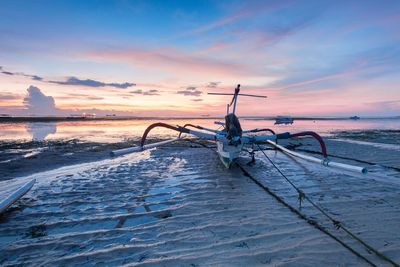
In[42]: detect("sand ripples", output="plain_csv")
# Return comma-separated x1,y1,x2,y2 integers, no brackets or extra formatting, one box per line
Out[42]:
1,145,399,266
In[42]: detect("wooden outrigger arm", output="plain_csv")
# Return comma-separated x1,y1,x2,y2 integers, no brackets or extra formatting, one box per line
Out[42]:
110,122,217,157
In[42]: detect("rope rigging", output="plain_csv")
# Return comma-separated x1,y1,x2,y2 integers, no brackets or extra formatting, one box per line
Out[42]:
255,143,399,267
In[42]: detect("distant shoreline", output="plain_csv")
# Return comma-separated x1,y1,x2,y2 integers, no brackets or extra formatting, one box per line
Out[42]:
0,116,399,123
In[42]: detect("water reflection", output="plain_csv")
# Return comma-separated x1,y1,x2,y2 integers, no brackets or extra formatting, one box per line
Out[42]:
26,123,57,141
0,118,399,143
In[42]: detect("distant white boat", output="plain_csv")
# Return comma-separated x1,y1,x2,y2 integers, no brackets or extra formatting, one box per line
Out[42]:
275,116,294,125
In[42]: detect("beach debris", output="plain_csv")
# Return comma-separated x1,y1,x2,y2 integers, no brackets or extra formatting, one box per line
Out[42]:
28,224,47,238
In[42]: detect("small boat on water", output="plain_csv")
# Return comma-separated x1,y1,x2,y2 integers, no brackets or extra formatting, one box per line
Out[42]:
350,116,360,120
275,116,294,125
112,84,366,173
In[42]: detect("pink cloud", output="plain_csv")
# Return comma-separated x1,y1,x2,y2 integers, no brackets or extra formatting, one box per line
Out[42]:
204,41,232,53
86,47,261,78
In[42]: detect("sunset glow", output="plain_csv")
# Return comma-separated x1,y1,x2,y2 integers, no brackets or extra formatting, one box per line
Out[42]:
1,0,399,117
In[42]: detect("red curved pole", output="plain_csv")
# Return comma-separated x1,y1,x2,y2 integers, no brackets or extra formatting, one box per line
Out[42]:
140,122,189,147
290,131,327,157
178,123,204,138
260,129,277,144
248,128,276,135
182,123,202,129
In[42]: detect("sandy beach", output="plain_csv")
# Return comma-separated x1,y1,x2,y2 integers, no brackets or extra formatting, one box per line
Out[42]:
1,135,400,266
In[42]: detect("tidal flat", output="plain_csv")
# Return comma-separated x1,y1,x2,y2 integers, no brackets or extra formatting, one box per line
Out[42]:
1,119,400,266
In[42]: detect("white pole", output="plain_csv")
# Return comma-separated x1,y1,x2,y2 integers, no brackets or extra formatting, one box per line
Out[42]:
0,179,36,214
110,137,181,157
266,140,367,174
232,95,238,114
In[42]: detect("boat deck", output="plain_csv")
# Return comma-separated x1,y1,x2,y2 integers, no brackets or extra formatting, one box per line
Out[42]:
0,142,399,266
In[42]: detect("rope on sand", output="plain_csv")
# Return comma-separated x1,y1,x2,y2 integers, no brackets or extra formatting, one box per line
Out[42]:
252,143,399,267
237,163,377,266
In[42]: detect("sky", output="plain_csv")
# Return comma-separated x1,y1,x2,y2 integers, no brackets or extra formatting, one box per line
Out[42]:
0,0,400,117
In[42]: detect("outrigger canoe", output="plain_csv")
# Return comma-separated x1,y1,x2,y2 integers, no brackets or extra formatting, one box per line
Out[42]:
111,84,367,174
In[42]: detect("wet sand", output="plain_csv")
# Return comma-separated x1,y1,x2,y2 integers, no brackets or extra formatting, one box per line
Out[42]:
1,140,400,266
283,130,400,169
0,139,133,181
0,138,168,181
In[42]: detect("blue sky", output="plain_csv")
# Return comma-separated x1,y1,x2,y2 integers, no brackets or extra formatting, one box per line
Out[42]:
1,0,400,116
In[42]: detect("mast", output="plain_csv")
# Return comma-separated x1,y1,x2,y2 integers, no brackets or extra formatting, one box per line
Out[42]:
208,84,267,115
232,84,240,114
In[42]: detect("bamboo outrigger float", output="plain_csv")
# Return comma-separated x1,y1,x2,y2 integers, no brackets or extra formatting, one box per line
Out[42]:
0,179,36,215
111,84,367,174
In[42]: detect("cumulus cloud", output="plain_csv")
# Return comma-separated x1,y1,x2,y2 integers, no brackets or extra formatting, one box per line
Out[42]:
50,77,135,89
177,86,203,96
130,89,159,95
23,85,60,115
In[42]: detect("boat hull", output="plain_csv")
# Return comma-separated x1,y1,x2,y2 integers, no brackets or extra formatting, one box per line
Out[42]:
217,141,242,168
